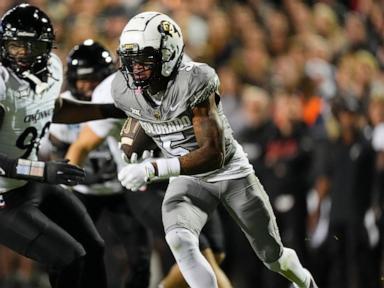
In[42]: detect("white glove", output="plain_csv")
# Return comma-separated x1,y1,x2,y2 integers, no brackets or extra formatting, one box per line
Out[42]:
118,161,155,191
141,150,154,161
120,149,154,164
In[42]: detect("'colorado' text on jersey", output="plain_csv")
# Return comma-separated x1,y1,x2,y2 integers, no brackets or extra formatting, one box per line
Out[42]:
0,54,63,192
112,61,253,182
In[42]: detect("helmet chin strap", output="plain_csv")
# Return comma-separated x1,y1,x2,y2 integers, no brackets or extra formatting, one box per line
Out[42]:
22,70,49,94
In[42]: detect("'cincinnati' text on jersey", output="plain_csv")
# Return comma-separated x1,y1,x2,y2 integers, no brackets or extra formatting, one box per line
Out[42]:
24,108,55,123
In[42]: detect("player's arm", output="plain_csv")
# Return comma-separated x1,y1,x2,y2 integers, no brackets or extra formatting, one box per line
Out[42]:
161,93,224,175
0,153,85,186
118,93,225,191
52,97,126,124
65,124,105,166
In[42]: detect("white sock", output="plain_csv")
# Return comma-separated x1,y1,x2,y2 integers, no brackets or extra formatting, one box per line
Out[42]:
165,228,218,288
264,248,310,288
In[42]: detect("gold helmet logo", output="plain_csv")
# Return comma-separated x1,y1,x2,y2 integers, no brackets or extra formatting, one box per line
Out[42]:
159,20,180,37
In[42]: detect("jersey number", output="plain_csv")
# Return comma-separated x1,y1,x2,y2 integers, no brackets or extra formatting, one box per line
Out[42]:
179,62,202,72
159,133,189,156
16,122,51,158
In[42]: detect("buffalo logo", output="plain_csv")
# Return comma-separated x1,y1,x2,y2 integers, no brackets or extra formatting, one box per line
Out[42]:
154,110,161,120
159,21,180,37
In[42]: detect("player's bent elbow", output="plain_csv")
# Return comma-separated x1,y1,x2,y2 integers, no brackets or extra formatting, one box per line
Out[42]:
205,149,224,170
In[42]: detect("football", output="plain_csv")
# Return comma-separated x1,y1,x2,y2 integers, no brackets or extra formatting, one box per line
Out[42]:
119,117,157,160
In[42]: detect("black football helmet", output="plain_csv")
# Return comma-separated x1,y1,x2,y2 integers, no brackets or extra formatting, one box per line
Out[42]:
67,39,115,100
0,4,54,80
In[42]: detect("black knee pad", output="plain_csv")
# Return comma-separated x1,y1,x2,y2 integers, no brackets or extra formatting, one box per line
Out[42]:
61,255,85,273
55,245,86,269
48,256,85,288
25,232,86,270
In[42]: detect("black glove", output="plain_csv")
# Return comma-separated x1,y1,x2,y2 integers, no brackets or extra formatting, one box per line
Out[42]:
81,157,117,185
44,159,85,186
0,154,85,186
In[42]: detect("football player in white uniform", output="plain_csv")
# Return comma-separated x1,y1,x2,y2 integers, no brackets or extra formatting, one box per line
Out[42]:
46,40,152,288
0,4,125,288
114,12,318,288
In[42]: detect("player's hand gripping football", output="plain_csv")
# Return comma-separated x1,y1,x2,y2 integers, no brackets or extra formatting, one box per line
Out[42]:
118,150,155,191
45,159,85,186
125,150,154,164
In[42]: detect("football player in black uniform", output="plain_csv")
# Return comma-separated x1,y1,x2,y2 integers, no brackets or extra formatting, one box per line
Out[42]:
0,4,125,288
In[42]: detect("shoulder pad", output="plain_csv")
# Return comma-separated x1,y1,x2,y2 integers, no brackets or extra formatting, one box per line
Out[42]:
92,73,116,104
179,62,220,108
111,71,138,115
48,53,63,79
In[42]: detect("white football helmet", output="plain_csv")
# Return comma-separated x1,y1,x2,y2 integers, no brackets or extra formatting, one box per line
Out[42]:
117,11,184,88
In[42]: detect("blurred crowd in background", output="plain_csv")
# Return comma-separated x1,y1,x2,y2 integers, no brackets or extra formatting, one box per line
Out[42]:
1,0,384,287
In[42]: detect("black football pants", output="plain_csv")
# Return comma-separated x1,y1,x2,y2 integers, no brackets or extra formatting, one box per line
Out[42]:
0,182,107,288
74,190,151,288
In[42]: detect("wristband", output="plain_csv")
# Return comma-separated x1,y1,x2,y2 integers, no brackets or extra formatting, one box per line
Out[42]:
154,158,180,178
144,161,156,180
15,159,45,180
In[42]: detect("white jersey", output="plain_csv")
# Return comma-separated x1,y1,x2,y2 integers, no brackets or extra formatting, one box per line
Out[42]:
49,74,125,195
112,61,253,182
0,54,63,193
86,73,126,172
